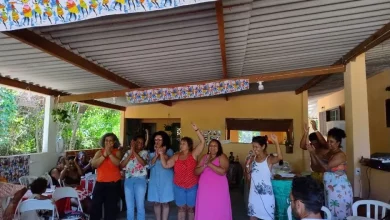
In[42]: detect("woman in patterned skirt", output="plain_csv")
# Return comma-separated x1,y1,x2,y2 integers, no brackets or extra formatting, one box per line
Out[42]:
307,127,353,220
246,134,282,220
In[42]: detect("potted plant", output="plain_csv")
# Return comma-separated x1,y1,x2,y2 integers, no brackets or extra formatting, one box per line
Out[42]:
164,124,173,132
51,108,71,124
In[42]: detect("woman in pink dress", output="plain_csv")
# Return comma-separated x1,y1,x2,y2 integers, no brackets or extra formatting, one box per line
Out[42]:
194,139,232,220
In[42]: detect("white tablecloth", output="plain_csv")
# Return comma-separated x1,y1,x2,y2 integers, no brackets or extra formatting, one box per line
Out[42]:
347,216,374,220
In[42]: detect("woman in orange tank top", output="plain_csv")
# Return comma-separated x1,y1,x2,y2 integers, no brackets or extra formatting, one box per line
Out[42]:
90,133,122,220
160,123,205,220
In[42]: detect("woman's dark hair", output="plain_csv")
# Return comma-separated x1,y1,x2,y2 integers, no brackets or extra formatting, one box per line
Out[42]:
148,131,171,152
181,137,194,152
252,135,268,150
292,176,324,214
209,139,223,157
133,134,145,142
48,168,60,187
78,151,86,159
327,127,346,147
49,168,57,176
308,133,318,142
30,177,48,194
99,133,120,149
57,156,65,165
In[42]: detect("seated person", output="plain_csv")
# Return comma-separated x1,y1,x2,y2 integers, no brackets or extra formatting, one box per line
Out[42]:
1,181,27,220
21,178,53,220
77,151,93,175
290,176,324,220
60,157,82,187
56,156,66,172
59,157,91,215
229,152,235,163
48,168,61,187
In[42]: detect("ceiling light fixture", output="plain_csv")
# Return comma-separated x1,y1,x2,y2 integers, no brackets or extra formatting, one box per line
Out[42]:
258,81,264,91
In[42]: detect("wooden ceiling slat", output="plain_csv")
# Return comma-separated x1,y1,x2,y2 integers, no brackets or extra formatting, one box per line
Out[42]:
0,76,126,111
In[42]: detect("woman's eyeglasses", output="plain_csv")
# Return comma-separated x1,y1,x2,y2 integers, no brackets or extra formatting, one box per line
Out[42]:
154,138,163,142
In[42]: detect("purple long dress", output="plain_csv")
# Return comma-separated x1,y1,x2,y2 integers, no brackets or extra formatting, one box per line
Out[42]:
195,156,232,220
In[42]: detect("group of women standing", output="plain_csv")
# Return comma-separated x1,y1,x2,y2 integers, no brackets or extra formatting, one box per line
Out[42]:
89,122,233,220
244,125,352,220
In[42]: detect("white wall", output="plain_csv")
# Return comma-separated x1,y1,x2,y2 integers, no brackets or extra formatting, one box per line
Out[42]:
29,152,59,176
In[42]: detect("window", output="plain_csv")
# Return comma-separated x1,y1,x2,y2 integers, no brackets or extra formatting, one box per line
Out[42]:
325,106,344,122
226,118,293,145
328,108,340,121
238,131,260,143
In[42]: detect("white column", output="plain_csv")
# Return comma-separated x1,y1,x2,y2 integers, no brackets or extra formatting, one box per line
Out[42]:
42,96,57,153
301,90,310,171
344,53,371,196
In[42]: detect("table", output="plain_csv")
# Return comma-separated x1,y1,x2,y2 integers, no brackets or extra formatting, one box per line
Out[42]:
347,217,374,220
244,178,293,220
272,179,293,220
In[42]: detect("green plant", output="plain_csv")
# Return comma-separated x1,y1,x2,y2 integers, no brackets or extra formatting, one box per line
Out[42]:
51,108,71,124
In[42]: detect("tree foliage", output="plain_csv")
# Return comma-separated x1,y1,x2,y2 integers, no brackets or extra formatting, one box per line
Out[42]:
58,103,120,150
0,88,44,155
0,87,120,156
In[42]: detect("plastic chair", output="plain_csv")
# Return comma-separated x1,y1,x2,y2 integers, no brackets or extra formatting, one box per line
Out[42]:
52,187,84,213
19,176,38,187
84,174,96,193
1,197,11,212
287,205,332,220
41,173,53,188
17,199,57,220
352,200,390,219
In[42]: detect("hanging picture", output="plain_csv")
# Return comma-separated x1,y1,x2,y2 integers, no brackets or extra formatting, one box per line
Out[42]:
202,130,221,145
0,155,30,183
126,79,250,104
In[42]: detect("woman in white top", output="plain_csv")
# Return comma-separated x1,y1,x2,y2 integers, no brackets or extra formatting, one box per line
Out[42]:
246,134,282,220
120,135,149,220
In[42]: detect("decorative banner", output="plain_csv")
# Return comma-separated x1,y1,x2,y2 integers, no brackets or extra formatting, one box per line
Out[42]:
0,155,30,183
0,0,215,31
126,79,250,103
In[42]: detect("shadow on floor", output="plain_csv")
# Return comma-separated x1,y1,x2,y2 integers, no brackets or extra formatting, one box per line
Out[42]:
116,187,247,220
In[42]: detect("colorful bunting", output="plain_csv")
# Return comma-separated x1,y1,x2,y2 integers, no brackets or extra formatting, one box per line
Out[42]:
0,0,215,31
126,79,250,104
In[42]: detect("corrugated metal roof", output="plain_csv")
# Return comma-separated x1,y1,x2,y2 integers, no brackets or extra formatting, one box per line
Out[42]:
0,0,389,106
309,38,390,97
236,0,390,76
35,0,390,86
0,33,125,94
35,2,223,87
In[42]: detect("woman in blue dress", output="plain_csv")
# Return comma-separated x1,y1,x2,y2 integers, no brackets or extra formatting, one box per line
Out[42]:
147,131,174,220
